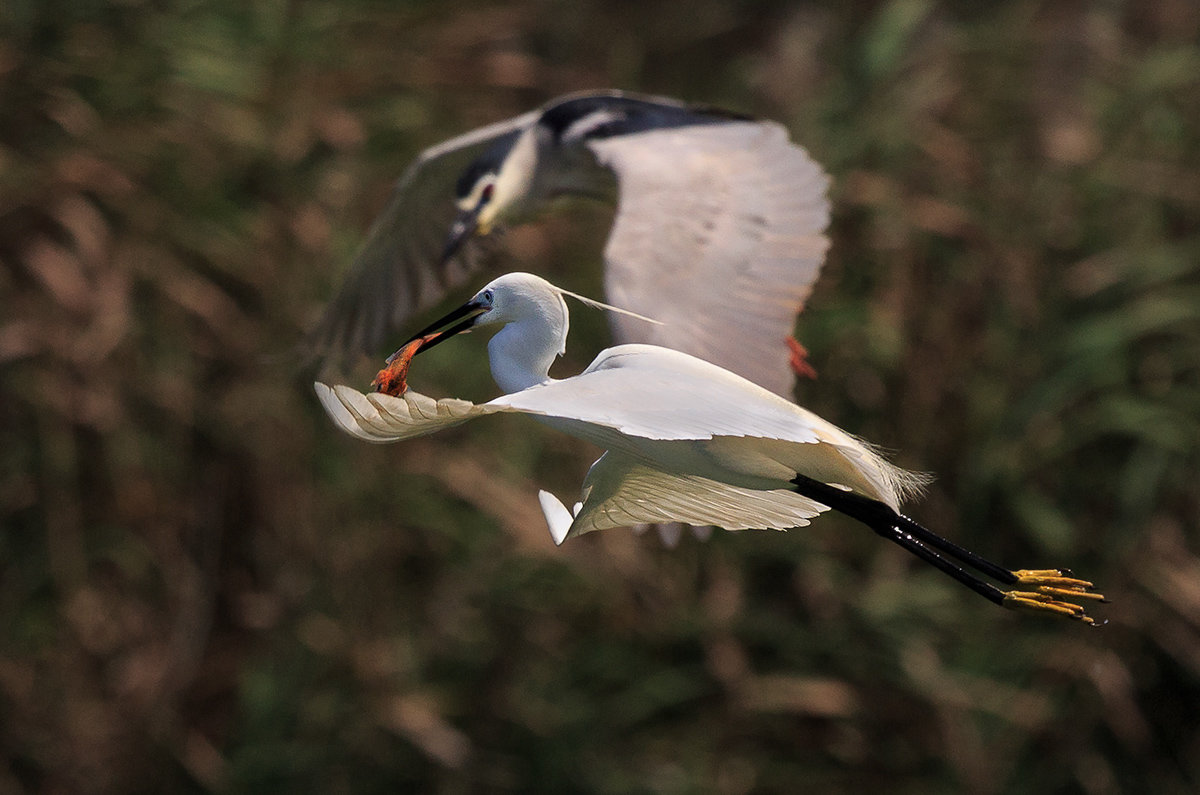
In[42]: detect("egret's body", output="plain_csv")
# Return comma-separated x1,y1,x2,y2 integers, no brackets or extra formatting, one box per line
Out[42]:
311,90,830,396
315,273,1104,622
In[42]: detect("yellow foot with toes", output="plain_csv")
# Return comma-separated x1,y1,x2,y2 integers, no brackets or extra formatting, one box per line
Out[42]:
1003,570,1107,625
1013,569,1107,602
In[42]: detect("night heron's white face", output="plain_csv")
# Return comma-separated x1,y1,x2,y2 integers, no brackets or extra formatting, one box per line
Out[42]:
442,128,542,265
454,173,498,233
441,172,495,263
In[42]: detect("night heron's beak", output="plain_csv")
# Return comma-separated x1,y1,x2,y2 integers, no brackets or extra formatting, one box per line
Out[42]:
441,206,483,265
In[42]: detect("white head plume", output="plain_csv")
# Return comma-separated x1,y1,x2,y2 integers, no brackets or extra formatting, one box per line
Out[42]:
554,286,664,326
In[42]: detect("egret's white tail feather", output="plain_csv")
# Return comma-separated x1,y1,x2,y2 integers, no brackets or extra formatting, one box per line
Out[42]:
538,490,575,545
853,436,933,508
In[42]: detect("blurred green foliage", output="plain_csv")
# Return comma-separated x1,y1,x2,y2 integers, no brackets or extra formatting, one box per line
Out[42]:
2,0,1199,792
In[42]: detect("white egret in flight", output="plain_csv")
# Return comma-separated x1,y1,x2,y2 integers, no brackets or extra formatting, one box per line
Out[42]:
315,273,1105,623
310,90,829,396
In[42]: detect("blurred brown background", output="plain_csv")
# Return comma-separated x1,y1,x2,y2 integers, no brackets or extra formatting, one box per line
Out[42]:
2,1,1198,792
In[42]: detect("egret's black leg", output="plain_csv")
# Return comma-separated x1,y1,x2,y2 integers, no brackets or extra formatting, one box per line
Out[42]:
874,522,1007,607
789,474,1007,605
789,475,1016,583
789,474,1105,623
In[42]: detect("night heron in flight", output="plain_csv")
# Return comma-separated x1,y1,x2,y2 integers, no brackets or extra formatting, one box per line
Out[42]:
311,90,830,397
314,272,1106,623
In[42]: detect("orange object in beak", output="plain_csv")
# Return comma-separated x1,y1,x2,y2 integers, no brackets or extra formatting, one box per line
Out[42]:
372,333,441,396
372,296,488,395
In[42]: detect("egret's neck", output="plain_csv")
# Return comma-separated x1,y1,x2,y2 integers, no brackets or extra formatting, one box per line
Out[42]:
487,307,567,393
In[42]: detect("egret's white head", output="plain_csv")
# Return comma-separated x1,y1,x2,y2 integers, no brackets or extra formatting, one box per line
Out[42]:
468,273,568,333
399,272,660,393
469,274,570,392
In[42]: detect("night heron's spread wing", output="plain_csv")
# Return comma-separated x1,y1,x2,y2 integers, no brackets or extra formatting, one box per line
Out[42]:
589,121,830,396
309,111,539,357
538,450,829,544
311,91,830,394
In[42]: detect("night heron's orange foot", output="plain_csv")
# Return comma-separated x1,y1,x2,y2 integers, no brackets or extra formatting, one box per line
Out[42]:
1002,588,1104,625
785,337,818,380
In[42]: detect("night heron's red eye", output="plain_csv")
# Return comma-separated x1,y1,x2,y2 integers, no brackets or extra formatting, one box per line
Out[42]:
481,183,495,202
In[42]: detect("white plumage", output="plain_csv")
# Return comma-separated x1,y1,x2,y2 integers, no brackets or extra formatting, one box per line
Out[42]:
317,272,925,542
314,272,1105,623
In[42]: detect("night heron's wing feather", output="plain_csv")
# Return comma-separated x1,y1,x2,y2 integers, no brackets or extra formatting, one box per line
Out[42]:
309,111,539,359
589,121,830,397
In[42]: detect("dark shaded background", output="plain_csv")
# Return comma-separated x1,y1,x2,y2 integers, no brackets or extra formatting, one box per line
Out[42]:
2,1,1198,792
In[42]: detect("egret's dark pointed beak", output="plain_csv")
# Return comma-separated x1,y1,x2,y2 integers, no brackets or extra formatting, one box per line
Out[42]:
373,298,489,395
401,298,489,357
441,206,482,265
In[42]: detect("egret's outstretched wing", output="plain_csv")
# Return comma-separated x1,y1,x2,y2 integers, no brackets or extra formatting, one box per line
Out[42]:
590,122,830,396
492,346,925,508
492,345,829,443
313,383,505,443
538,451,829,544
318,348,923,511
309,111,539,358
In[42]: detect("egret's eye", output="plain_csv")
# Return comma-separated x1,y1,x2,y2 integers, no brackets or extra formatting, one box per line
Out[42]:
482,288,495,304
